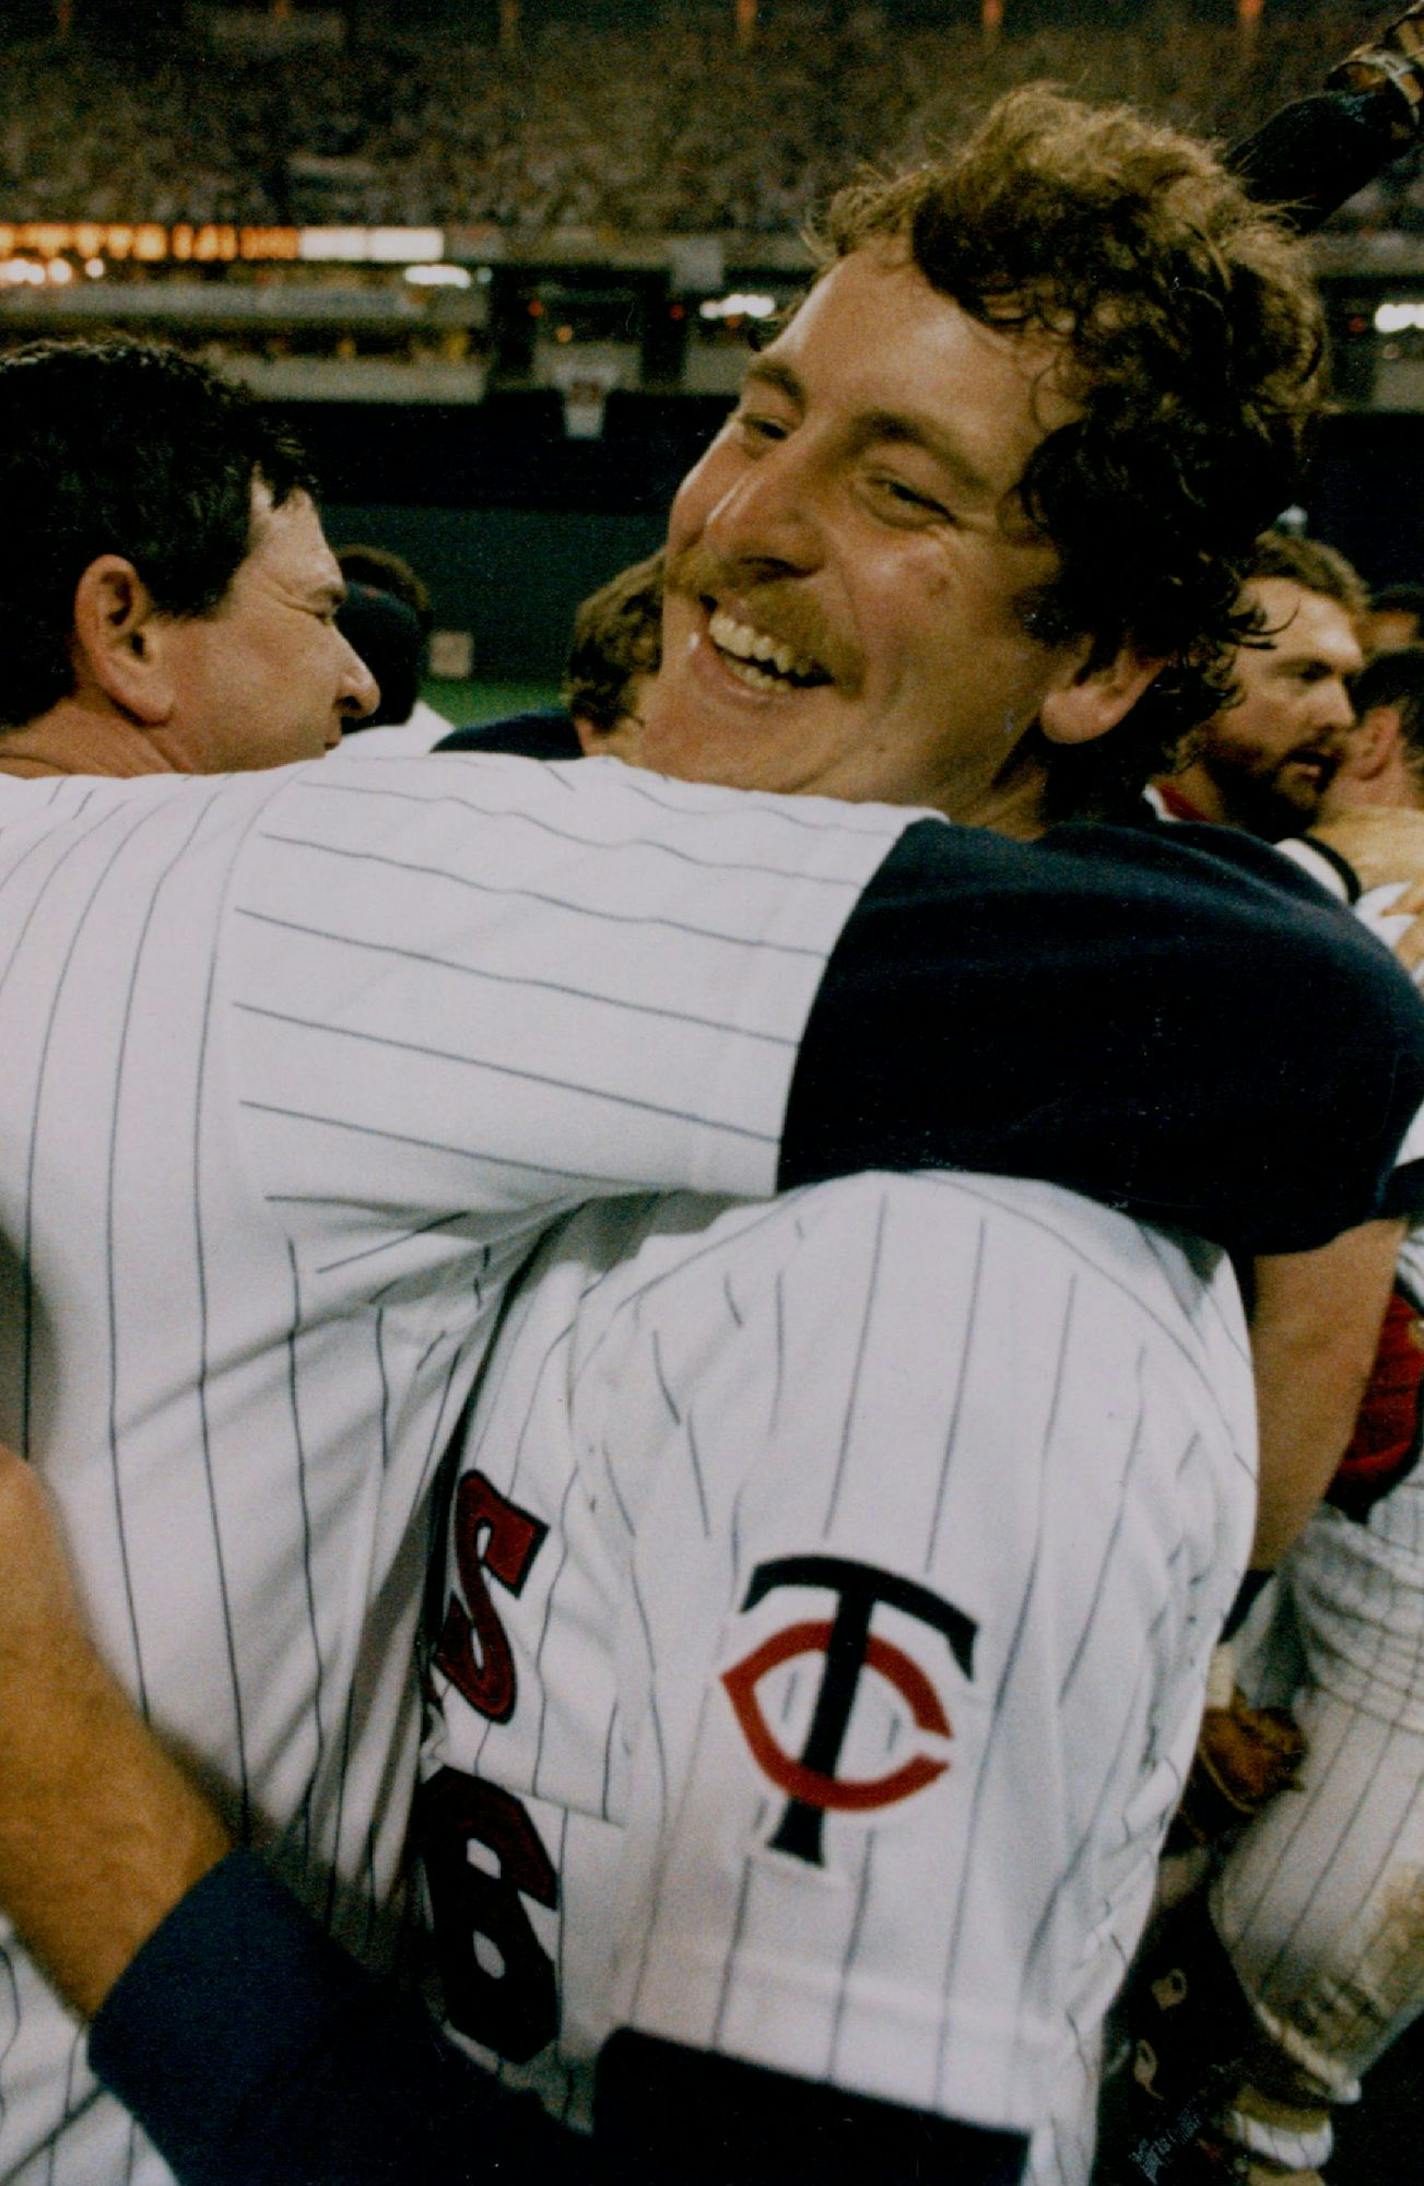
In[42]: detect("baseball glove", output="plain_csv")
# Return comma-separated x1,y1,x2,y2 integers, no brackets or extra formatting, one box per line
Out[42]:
1166,1689,1307,1853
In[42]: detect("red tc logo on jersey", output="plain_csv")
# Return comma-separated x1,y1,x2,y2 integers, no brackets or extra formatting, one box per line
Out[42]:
721,1555,977,1865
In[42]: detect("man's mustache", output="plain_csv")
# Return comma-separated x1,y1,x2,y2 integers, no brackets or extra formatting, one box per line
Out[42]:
664,543,863,693
1278,739,1346,773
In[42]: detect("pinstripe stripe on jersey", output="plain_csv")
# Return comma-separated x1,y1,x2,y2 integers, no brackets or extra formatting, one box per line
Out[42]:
189,857,252,1829
821,1191,889,1532
0,1953,17,2134
937,1175,1254,1437
102,791,222,1698
932,1272,1080,2106
14,798,175,1456
282,768,891,885
551,759,910,839
284,1239,329,1813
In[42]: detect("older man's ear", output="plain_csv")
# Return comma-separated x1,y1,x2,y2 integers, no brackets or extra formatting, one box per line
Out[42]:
70,557,177,727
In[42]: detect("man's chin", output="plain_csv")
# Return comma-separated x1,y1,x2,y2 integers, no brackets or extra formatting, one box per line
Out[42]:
1254,783,1331,841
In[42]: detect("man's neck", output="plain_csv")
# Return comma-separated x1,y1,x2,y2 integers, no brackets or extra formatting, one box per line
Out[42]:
955,769,1052,841
955,734,1057,841
0,701,177,780
1325,764,1423,813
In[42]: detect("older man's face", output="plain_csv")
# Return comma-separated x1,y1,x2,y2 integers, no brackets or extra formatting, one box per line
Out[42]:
1193,577,1364,838
618,246,1112,825
151,485,379,773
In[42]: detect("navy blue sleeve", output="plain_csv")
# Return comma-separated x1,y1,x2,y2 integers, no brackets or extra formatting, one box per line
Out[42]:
597,2031,1027,2186
781,817,1424,1255
88,1853,586,2186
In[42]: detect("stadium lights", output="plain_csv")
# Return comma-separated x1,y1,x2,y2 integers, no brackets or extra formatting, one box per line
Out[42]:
1375,300,1424,333
300,226,444,264
0,256,73,286
298,228,368,262
699,292,777,321
403,264,472,288
368,227,442,264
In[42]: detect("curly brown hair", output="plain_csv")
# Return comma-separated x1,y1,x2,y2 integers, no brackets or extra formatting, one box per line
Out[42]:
563,550,664,734
809,86,1326,821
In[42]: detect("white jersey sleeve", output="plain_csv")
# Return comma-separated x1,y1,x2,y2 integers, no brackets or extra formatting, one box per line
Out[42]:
421,1172,1256,2150
223,752,911,1238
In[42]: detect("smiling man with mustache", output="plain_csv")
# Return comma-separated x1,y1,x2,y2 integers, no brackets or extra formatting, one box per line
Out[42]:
582,237,1159,829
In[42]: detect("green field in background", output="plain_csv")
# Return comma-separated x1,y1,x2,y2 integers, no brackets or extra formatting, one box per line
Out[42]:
423,678,560,729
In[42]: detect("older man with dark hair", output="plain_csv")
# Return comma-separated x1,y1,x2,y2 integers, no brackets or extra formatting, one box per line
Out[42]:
0,337,377,769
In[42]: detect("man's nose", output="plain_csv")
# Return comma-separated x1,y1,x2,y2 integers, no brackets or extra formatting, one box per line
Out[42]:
1317,683,1357,740
704,443,824,577
340,640,381,721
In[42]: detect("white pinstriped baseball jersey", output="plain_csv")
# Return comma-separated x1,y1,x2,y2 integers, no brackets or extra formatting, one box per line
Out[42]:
0,752,912,2185
420,1169,1256,2176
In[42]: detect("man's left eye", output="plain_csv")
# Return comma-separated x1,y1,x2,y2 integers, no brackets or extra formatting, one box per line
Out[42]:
872,476,948,518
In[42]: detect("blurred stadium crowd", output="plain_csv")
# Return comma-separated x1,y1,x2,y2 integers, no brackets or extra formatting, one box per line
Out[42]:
2,0,1417,240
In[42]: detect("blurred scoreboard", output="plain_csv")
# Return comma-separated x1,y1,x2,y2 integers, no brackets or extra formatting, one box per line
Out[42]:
0,223,443,264
0,217,811,408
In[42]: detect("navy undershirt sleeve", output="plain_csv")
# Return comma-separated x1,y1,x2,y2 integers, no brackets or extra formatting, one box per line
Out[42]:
597,2030,1027,2186
89,1853,586,2186
780,817,1424,1255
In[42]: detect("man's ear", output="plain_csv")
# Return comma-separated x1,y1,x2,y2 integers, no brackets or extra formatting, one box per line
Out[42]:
70,557,175,727
1343,704,1401,784
1038,642,1163,748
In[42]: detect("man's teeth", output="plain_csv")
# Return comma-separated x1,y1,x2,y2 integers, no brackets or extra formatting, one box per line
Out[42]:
708,607,818,686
